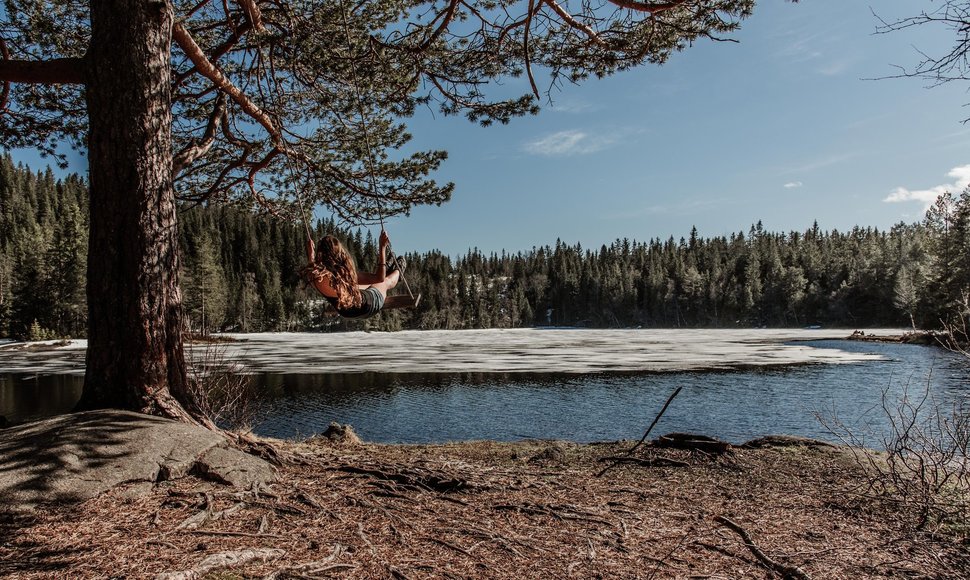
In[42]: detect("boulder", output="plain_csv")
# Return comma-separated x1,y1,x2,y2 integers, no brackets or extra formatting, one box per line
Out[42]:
0,410,276,512
317,422,363,445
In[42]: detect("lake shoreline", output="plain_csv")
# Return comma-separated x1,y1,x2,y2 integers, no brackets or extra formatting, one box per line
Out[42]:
2,431,966,578
845,328,949,346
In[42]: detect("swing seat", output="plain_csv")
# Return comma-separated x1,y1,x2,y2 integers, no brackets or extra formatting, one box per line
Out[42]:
384,293,421,310
322,293,421,317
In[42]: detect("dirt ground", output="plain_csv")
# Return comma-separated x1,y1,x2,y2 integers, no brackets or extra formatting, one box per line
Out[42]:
1,435,967,579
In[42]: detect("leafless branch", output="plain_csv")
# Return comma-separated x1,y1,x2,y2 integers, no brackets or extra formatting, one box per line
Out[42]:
413,0,461,52
523,0,540,100
497,17,530,53
185,0,216,19
872,1,970,121
173,23,250,88
714,516,812,580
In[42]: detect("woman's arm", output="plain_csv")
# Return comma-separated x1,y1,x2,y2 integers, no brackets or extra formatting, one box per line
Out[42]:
304,240,339,298
357,230,389,286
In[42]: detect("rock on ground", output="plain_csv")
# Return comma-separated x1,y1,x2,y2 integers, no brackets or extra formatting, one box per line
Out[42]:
0,410,275,511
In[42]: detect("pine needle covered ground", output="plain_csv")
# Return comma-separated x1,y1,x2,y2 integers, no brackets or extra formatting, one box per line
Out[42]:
2,436,968,579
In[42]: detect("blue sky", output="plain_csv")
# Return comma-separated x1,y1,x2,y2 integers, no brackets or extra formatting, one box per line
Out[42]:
9,1,970,257
391,0,970,256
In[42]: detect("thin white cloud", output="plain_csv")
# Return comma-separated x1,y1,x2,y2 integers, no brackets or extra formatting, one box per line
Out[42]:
817,58,855,76
884,164,970,207
550,99,599,114
523,130,617,157
784,181,803,189
774,21,856,77
933,128,970,143
778,31,826,63
603,198,729,220
776,152,859,175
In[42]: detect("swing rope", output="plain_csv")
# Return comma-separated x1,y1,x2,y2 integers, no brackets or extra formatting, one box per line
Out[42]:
338,0,416,299
296,187,313,242
293,0,414,299
339,0,385,231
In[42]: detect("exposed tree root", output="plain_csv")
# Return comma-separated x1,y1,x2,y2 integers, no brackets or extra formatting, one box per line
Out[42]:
654,433,732,454
155,547,285,580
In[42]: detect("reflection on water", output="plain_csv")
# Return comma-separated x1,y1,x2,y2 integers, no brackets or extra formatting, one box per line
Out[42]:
3,340,969,444
0,374,83,424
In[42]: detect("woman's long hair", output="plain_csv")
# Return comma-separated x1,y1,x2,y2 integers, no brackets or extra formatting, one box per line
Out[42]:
300,235,361,310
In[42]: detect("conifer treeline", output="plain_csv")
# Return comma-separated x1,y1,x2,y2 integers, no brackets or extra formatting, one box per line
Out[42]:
0,155,88,339
3,154,969,337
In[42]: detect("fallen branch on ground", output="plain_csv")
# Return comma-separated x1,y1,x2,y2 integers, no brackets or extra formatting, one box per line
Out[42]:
598,386,683,478
176,494,246,530
714,515,811,580
493,502,613,526
262,544,350,579
597,456,690,470
186,529,283,539
335,464,471,493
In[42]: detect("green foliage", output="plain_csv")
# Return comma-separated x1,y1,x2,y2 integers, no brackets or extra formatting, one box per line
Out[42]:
0,153,87,339
27,319,58,341
182,230,229,333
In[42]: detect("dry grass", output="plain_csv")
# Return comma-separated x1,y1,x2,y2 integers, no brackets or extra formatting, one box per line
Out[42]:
1,438,968,579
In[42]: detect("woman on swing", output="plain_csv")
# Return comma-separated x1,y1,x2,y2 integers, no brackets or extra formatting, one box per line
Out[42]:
301,230,405,319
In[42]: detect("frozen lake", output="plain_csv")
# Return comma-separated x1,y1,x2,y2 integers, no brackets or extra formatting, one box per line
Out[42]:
0,328,889,376
2,329,969,443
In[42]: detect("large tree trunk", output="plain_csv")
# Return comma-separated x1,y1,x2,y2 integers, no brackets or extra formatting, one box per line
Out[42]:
76,0,194,421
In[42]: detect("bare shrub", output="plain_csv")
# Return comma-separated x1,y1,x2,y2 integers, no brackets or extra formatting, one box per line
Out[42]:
185,341,260,432
941,310,970,353
818,384,970,534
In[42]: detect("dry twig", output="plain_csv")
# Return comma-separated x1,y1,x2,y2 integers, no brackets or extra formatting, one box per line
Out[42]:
597,386,683,477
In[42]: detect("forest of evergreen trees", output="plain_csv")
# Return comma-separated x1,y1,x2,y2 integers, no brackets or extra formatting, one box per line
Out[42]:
3,153,970,338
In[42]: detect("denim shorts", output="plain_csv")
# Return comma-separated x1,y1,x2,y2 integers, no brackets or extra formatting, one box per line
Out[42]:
341,287,384,319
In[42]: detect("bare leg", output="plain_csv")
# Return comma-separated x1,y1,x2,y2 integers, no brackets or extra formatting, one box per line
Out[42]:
368,270,400,300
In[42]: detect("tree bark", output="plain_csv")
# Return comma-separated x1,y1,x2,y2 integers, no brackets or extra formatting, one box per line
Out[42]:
76,0,194,422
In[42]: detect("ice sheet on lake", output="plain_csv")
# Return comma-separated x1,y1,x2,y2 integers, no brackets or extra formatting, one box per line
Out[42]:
222,328,892,374
0,340,88,375
0,328,892,376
